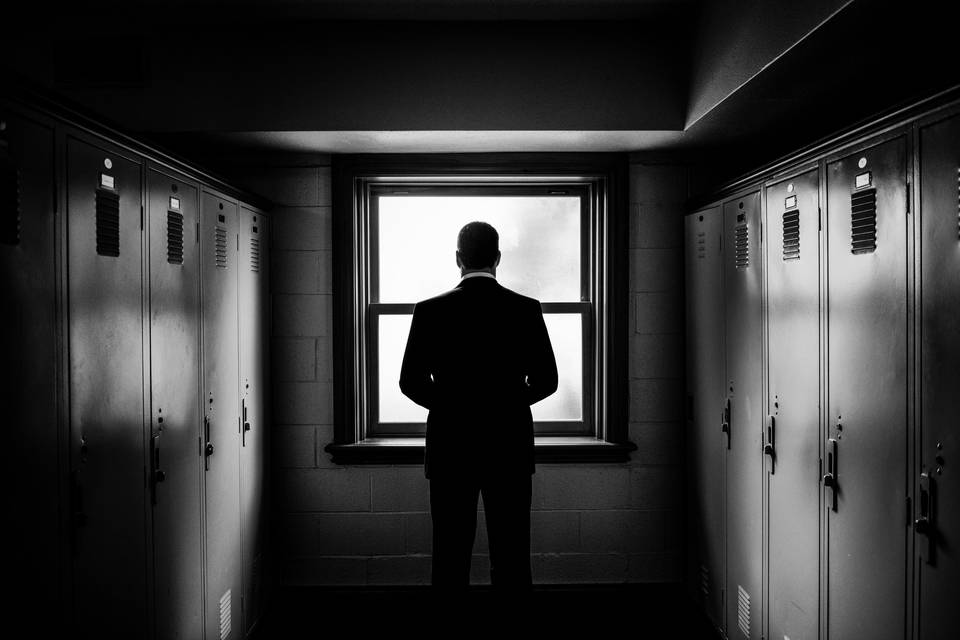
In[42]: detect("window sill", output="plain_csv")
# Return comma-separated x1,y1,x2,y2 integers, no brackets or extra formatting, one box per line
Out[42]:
323,436,637,466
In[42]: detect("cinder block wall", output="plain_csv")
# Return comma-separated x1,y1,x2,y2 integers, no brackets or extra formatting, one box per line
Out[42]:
258,160,686,586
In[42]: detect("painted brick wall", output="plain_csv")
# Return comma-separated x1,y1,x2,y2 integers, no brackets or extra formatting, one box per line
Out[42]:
263,160,687,586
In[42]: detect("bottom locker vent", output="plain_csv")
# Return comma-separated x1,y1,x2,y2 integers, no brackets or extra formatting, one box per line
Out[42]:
219,589,232,640
737,585,751,638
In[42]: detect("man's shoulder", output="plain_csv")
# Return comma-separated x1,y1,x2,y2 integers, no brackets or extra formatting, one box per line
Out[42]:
495,284,542,309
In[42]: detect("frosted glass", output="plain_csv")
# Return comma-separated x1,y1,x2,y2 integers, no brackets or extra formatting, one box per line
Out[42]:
532,313,583,422
377,196,581,303
378,313,582,424
379,314,427,423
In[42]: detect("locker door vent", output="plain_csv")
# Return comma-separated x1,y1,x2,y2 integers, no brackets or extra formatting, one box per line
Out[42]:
782,208,800,261
0,159,20,246
737,585,751,637
250,237,260,273
166,210,184,265
219,589,232,640
699,564,710,597
696,231,706,260
215,225,228,269
95,188,120,257
735,223,749,268
850,187,877,254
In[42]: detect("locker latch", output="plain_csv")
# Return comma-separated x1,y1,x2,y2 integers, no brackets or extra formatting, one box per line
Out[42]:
242,399,251,447
721,398,731,449
150,434,165,506
204,416,214,470
823,437,838,512
915,472,934,565
764,415,776,474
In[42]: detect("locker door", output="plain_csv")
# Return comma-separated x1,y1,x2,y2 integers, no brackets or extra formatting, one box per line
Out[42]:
765,170,820,640
201,192,241,640
239,206,268,634
723,191,763,639
826,136,908,640
67,136,148,636
916,112,960,640
148,169,203,640
684,206,725,630
1,109,62,626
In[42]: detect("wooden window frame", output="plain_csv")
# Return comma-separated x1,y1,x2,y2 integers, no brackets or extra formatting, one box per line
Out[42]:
327,154,635,465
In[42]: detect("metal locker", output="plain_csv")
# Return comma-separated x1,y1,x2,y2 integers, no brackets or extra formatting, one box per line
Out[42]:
916,111,960,640
826,135,908,640
201,190,242,640
684,206,726,630
147,168,203,640
723,190,763,639
66,135,148,636
1,107,63,627
239,205,269,634
764,170,820,640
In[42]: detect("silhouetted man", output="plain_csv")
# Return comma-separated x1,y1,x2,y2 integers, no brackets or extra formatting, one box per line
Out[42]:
399,221,558,589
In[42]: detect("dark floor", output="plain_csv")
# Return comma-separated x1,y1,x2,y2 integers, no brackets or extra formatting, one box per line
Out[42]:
252,584,721,637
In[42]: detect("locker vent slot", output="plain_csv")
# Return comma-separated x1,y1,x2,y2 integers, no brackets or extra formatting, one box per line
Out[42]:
0,160,20,246
737,585,751,637
166,210,184,265
782,209,800,261
735,223,749,268
95,188,120,257
219,589,232,640
699,564,710,597
215,225,228,269
850,187,877,254
696,231,706,260
250,237,260,272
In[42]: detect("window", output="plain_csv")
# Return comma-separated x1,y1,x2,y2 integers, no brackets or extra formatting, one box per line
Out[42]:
329,155,634,464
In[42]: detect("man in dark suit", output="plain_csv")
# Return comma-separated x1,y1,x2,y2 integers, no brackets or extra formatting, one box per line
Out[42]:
399,221,558,589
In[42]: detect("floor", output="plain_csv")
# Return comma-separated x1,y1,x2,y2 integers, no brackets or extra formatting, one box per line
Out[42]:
251,584,721,637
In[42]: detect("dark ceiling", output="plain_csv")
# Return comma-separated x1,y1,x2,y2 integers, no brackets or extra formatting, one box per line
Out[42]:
2,0,957,192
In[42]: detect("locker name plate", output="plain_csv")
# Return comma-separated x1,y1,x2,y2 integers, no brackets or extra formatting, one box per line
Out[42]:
855,171,872,189
100,173,115,189
784,195,797,209
169,196,180,210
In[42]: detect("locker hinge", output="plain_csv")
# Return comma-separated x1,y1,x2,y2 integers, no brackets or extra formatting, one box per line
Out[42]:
818,207,822,231
140,205,144,230
759,221,763,244
906,183,911,214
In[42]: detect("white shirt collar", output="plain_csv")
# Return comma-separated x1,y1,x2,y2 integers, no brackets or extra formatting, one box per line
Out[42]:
460,271,497,282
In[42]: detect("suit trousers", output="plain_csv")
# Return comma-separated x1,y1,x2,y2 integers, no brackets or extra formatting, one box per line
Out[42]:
429,472,533,589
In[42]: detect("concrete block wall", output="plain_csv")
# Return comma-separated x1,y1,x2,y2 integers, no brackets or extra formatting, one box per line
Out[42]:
263,160,687,586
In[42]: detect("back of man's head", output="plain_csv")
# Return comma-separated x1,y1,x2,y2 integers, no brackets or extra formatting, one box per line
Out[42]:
457,221,499,269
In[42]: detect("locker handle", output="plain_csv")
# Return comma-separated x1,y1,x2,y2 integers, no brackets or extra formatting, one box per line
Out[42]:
824,438,838,512
915,472,933,564
721,399,731,449
764,415,776,474
242,399,251,446
150,434,165,505
204,416,213,471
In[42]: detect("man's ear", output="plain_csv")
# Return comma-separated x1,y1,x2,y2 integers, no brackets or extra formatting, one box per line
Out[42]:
455,250,463,269
494,251,502,267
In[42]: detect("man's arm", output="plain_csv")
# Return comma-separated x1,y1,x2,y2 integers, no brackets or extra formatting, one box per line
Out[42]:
525,299,559,405
399,303,435,409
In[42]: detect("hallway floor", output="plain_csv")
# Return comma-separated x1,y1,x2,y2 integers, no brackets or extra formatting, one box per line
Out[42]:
251,584,721,638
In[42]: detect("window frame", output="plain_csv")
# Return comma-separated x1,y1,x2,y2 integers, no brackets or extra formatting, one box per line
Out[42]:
328,154,634,465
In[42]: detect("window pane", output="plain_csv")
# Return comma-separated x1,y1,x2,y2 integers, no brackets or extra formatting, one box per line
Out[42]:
377,196,581,303
378,312,583,426
532,313,583,422
378,314,428,423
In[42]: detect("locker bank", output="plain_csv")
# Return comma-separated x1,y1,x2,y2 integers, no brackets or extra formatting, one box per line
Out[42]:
1,1,958,638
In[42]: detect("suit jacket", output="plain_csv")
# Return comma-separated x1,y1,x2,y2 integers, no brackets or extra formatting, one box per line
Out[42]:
399,276,558,479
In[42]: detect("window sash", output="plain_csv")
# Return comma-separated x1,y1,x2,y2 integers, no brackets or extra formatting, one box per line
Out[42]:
367,302,593,436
